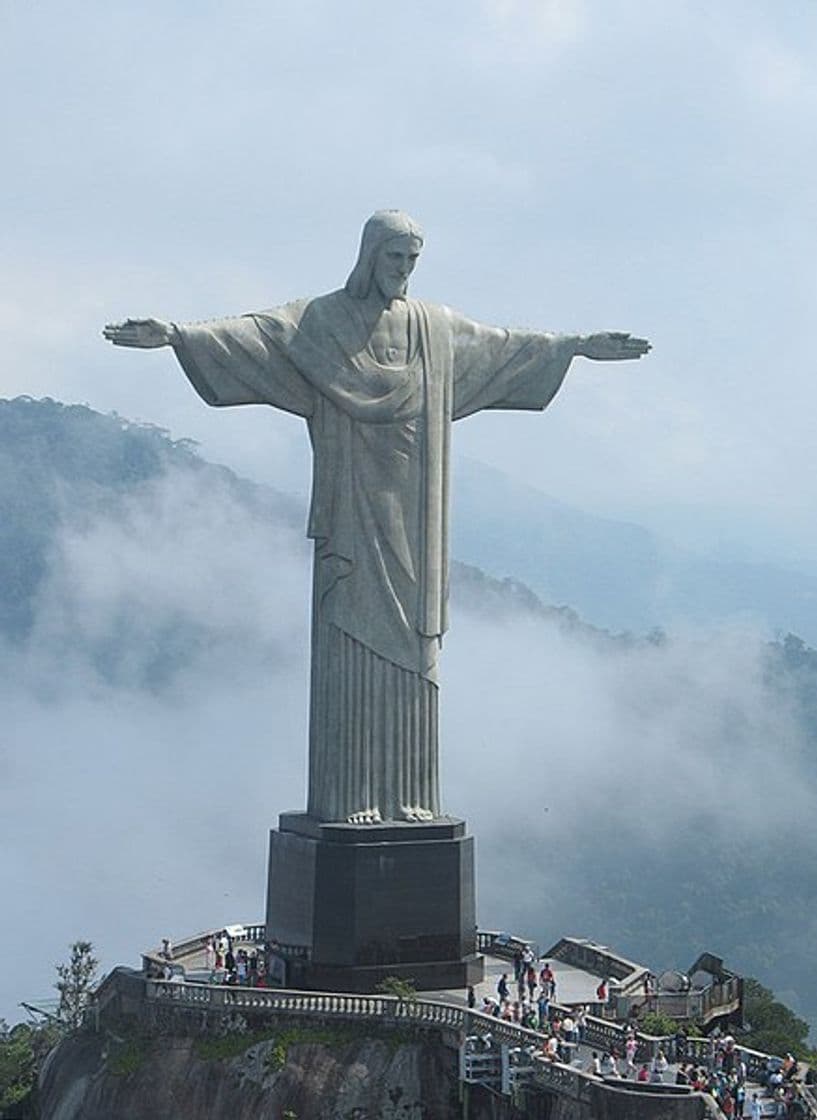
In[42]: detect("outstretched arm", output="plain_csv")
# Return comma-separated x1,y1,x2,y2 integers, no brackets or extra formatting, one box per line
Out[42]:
450,309,651,421
102,318,178,348
103,311,315,417
574,331,651,361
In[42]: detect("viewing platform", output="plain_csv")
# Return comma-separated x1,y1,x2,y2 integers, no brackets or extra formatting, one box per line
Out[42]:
81,922,817,1120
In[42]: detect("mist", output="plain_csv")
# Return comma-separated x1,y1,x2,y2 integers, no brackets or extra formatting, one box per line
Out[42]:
2,464,815,1030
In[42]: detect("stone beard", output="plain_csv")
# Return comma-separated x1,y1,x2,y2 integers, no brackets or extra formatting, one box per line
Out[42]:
166,215,578,824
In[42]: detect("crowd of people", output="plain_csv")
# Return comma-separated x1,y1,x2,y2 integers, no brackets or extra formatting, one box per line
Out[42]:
152,930,284,987
463,954,810,1120
464,951,593,1063
205,931,265,986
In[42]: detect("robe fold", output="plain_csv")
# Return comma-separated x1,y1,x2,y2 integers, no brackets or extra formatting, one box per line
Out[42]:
172,290,575,821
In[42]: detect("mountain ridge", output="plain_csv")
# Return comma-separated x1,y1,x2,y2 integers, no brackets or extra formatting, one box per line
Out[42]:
453,456,817,642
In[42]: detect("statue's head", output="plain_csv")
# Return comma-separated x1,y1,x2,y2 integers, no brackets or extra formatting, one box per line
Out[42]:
346,210,424,302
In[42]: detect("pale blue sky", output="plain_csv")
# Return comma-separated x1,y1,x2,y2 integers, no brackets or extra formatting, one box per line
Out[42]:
2,0,816,565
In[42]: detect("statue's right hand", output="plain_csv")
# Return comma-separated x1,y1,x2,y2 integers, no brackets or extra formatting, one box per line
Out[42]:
102,318,175,349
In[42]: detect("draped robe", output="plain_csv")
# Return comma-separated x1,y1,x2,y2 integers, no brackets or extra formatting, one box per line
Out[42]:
172,290,576,822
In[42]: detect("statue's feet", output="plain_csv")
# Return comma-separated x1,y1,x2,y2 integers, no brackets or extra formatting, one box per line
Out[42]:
347,808,382,825
399,805,435,822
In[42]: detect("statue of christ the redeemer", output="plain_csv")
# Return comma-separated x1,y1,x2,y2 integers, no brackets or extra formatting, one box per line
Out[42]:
104,210,649,826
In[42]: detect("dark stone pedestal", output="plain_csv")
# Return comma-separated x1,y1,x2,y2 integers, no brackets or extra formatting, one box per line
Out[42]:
265,812,484,992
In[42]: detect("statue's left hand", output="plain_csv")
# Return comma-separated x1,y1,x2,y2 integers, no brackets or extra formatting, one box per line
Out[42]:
577,332,651,361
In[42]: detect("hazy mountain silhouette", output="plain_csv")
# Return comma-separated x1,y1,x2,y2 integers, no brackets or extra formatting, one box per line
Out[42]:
454,458,817,643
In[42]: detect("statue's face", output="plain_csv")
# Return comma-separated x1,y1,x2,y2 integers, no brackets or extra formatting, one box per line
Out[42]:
372,234,422,301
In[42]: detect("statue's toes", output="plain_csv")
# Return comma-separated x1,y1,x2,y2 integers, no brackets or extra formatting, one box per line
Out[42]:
347,809,382,825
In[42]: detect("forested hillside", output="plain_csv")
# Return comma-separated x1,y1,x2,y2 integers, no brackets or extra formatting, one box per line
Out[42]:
2,396,816,1036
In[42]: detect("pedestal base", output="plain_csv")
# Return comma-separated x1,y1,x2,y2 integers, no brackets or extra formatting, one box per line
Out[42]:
265,812,483,992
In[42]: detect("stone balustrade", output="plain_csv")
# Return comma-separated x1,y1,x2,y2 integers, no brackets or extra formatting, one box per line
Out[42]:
475,929,538,960
88,968,812,1120
121,924,804,1117
545,936,647,987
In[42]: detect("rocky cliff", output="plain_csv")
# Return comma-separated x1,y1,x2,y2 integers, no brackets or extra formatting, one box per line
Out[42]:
38,1026,467,1120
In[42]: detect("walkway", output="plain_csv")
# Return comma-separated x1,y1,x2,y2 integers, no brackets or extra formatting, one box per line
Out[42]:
151,925,810,1119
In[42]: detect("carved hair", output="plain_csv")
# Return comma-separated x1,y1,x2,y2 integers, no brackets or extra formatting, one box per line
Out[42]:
345,210,424,299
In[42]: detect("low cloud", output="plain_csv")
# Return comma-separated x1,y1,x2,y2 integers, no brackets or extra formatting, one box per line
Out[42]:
2,467,815,1027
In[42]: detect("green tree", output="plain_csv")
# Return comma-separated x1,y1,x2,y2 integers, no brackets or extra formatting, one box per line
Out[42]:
737,978,816,1061
376,977,418,1005
55,941,99,1031
0,1019,60,1119
639,1010,680,1038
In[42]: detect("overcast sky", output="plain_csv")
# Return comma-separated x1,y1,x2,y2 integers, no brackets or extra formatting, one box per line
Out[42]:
3,0,817,1024
2,0,815,569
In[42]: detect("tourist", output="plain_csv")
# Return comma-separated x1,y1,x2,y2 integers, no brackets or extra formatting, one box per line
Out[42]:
587,1052,602,1076
516,969,526,1002
539,962,555,998
467,985,476,1009
600,1052,619,1078
537,991,549,1030
637,1063,649,1083
497,974,510,1002
673,1027,687,1062
750,1093,762,1120
654,1048,668,1079
205,936,216,972
526,964,537,1000
575,1005,588,1043
624,1035,638,1078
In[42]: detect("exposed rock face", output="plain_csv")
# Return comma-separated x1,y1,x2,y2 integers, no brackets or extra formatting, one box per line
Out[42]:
39,1028,462,1120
